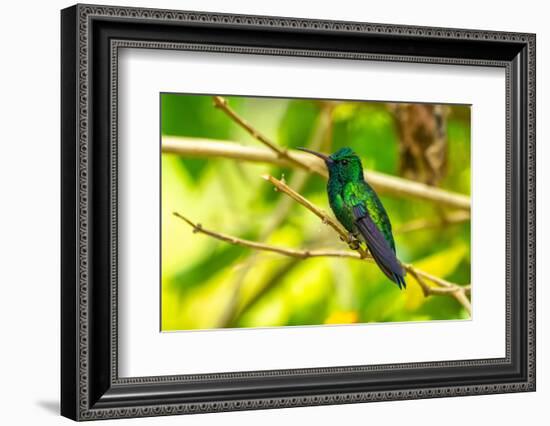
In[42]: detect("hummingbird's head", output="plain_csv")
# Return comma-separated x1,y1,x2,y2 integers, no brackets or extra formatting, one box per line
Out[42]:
298,147,363,183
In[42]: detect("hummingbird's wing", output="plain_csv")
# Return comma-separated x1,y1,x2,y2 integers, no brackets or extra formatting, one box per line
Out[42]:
352,204,406,289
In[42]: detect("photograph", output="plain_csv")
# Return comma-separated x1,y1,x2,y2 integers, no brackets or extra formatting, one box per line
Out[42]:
160,94,472,331
58,3,535,421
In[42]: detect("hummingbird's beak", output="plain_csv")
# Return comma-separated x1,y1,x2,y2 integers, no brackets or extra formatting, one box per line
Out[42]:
297,147,333,165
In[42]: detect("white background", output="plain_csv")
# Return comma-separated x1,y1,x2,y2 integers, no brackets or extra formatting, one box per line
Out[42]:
119,49,505,376
0,0,546,425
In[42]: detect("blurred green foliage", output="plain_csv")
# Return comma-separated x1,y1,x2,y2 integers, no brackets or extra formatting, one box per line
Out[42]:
161,94,471,331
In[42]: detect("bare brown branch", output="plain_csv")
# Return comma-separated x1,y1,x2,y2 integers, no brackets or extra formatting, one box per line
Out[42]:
162,136,470,210
173,212,366,260
173,212,368,260
406,267,471,315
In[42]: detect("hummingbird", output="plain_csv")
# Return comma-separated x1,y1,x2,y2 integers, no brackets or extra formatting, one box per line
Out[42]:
298,147,406,289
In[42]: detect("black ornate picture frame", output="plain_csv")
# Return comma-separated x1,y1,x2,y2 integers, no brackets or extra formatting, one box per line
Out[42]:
61,4,536,421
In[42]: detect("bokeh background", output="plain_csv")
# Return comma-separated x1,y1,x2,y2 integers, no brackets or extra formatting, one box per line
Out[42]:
161,94,471,331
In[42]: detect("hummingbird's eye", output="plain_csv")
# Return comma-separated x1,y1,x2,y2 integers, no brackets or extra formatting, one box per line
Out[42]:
341,159,349,166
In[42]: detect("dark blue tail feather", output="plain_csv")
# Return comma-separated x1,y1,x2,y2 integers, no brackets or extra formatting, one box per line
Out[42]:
393,272,406,290
352,205,406,290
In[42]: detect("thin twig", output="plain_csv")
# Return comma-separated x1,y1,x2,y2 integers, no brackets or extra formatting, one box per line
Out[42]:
406,268,471,315
262,175,368,254
162,136,470,210
173,212,369,260
213,96,314,173
453,290,472,315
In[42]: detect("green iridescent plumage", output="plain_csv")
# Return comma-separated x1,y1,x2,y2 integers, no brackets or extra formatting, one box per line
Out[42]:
299,147,406,289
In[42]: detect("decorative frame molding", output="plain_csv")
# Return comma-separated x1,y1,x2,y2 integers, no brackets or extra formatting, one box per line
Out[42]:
61,3,535,421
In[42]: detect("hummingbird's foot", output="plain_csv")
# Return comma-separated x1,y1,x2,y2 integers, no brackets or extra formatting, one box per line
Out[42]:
347,233,361,250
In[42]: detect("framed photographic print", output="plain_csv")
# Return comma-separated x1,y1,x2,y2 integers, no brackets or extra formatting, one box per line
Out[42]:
61,3,536,421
